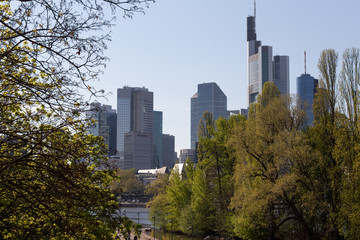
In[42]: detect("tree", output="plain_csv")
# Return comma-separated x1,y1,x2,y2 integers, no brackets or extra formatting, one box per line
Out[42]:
230,84,319,240
335,48,360,239
146,174,170,230
257,81,281,107
310,49,344,239
109,168,144,195
195,113,244,236
0,0,153,238
339,47,360,132
315,49,338,124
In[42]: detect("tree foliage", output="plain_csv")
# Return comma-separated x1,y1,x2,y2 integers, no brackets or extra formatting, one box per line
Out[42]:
144,49,360,240
109,168,144,195
0,0,153,238
230,84,316,240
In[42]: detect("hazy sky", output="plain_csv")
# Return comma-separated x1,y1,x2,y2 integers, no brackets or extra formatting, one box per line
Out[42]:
91,0,360,154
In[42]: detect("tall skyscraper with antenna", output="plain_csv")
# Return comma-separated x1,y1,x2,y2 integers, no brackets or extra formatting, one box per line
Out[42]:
296,51,318,126
247,1,289,106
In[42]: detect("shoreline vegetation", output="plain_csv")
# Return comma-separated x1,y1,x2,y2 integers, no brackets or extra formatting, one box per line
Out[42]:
145,50,360,240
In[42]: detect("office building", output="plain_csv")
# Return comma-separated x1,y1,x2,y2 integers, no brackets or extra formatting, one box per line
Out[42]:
297,73,318,126
191,82,227,149
179,149,196,164
247,4,289,105
106,109,117,156
124,131,152,170
273,55,290,96
86,102,116,156
153,111,163,168
117,87,153,170
162,134,175,169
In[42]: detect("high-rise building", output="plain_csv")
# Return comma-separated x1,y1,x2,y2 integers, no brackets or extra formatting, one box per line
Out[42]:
190,82,227,149
153,111,163,168
297,73,318,126
179,149,196,164
86,102,116,156
162,134,175,169
247,4,289,106
124,131,152,170
273,55,290,96
106,110,117,157
117,87,153,169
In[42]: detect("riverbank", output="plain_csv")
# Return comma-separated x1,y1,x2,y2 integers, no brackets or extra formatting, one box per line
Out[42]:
120,202,147,208
118,230,156,240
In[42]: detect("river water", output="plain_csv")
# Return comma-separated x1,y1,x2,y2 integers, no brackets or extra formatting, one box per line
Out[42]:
119,207,151,226
119,207,202,240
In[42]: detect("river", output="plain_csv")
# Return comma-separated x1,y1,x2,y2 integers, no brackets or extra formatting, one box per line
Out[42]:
119,207,151,226
119,207,202,240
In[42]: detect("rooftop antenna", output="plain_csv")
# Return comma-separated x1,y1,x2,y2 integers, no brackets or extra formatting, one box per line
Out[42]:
304,51,307,74
254,0,256,18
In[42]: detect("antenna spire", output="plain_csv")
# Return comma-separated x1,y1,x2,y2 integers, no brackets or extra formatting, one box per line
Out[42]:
304,51,307,74
254,0,256,18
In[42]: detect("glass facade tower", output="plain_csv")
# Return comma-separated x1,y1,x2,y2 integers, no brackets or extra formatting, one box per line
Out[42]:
190,82,227,149
162,134,175,169
247,10,289,106
297,74,318,126
117,87,153,169
273,55,290,96
86,103,116,157
153,111,163,168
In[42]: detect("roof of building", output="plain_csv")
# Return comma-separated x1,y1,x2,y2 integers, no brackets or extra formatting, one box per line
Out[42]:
137,166,168,175
172,163,185,175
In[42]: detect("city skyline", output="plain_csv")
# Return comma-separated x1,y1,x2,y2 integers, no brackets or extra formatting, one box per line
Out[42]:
88,0,360,153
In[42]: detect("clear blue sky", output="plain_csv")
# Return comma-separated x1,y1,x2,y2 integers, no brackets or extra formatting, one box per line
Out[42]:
91,0,360,154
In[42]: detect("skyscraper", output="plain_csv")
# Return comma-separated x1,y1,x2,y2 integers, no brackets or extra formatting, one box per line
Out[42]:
297,73,318,126
106,109,117,157
117,87,153,169
86,102,116,156
153,111,163,168
124,131,152,170
273,55,290,96
191,82,227,149
162,134,175,169
179,149,196,164
247,3,289,105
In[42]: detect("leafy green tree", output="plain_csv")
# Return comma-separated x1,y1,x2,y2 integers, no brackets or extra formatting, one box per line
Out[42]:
146,174,170,230
0,0,153,238
315,49,339,124
110,168,144,195
335,47,360,239
194,112,244,236
230,83,319,240
166,163,193,232
339,48,360,130
310,49,344,239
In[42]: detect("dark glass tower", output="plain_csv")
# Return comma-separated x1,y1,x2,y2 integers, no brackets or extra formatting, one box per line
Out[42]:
247,16,257,41
162,134,175,169
297,74,318,126
153,111,163,168
273,55,290,96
